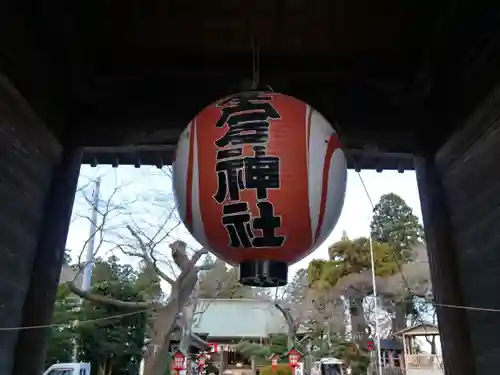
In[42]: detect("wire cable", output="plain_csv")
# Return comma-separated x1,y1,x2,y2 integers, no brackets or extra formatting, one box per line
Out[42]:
0,307,156,331
431,302,500,314
286,280,500,313
356,171,444,371
0,261,237,333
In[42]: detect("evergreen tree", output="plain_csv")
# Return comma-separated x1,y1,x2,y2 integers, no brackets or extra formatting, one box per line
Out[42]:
370,193,428,332
307,237,398,345
77,256,147,375
370,193,423,259
45,285,79,368
47,256,148,374
63,249,72,265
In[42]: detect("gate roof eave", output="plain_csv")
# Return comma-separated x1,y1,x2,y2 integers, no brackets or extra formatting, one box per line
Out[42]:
82,146,414,172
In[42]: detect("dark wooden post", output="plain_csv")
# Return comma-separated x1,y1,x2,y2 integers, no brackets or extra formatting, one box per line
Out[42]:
414,154,475,375
13,147,82,375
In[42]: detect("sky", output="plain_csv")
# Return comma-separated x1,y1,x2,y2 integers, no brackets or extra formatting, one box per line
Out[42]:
66,166,439,353
66,166,423,279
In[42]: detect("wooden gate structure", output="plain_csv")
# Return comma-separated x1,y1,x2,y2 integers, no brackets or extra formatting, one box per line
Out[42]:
0,1,499,374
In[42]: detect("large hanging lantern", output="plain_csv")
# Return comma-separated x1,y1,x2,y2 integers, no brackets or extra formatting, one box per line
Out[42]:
173,91,347,286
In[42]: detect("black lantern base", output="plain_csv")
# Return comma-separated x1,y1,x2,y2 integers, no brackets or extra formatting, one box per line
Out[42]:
238,260,288,287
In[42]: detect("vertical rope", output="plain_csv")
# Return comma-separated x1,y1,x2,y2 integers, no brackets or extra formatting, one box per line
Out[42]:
251,35,260,90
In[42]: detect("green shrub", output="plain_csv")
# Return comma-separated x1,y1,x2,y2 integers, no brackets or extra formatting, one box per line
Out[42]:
260,364,292,375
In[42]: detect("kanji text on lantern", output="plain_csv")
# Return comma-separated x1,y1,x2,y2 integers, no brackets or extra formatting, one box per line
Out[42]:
214,92,285,249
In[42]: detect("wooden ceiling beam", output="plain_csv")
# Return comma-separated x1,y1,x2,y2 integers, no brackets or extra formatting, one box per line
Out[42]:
72,114,419,155
83,52,416,80
3,0,499,162
81,145,415,172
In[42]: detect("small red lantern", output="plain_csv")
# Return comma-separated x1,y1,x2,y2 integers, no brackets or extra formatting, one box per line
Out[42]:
172,351,186,374
287,348,302,375
367,339,374,352
208,343,219,353
173,91,347,287
269,354,280,369
198,353,207,369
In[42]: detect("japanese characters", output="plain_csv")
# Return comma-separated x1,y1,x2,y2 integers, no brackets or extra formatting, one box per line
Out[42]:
214,92,285,248
173,91,347,285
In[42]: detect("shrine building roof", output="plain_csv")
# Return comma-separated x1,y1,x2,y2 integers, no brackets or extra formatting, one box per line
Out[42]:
192,298,300,339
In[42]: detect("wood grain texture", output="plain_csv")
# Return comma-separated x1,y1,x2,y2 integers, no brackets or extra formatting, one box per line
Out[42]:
435,84,500,374
0,73,61,374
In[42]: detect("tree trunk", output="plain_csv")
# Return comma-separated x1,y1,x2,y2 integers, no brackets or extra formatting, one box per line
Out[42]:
391,302,407,333
287,331,294,351
349,296,367,345
144,270,199,375
181,282,200,375
329,299,346,337
426,335,437,354
218,348,225,374
274,303,296,350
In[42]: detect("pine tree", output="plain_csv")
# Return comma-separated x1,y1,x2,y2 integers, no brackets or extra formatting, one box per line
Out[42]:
370,193,423,259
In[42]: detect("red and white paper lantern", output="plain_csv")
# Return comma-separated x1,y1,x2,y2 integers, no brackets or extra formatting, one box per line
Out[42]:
173,91,347,286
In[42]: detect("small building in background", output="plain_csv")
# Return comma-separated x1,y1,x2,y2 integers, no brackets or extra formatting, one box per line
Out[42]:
379,338,404,369
192,299,306,375
394,323,443,375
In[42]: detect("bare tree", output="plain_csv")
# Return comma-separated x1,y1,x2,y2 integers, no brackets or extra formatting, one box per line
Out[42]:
424,310,438,354
326,270,389,345
67,171,214,375
269,276,349,352
272,302,300,350
305,287,347,340
363,297,393,339
327,244,432,338
379,244,432,334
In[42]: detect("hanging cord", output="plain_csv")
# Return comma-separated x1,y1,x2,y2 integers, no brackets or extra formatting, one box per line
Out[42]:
247,35,273,92
251,35,260,90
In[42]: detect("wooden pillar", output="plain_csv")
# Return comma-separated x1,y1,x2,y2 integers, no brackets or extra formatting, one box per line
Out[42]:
400,343,407,372
387,350,394,368
219,348,226,374
414,155,475,375
12,147,82,375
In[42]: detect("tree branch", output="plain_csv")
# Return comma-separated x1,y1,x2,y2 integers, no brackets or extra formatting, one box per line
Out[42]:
191,247,209,265
68,282,157,310
124,225,176,284
196,263,215,272
75,182,124,267
274,302,297,350
170,240,192,271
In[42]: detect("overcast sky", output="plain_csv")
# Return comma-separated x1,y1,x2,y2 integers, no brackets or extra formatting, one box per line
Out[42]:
66,165,422,279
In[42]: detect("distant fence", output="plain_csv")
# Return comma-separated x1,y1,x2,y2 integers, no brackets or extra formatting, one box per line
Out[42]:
367,364,403,375
406,354,443,370
380,368,404,375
